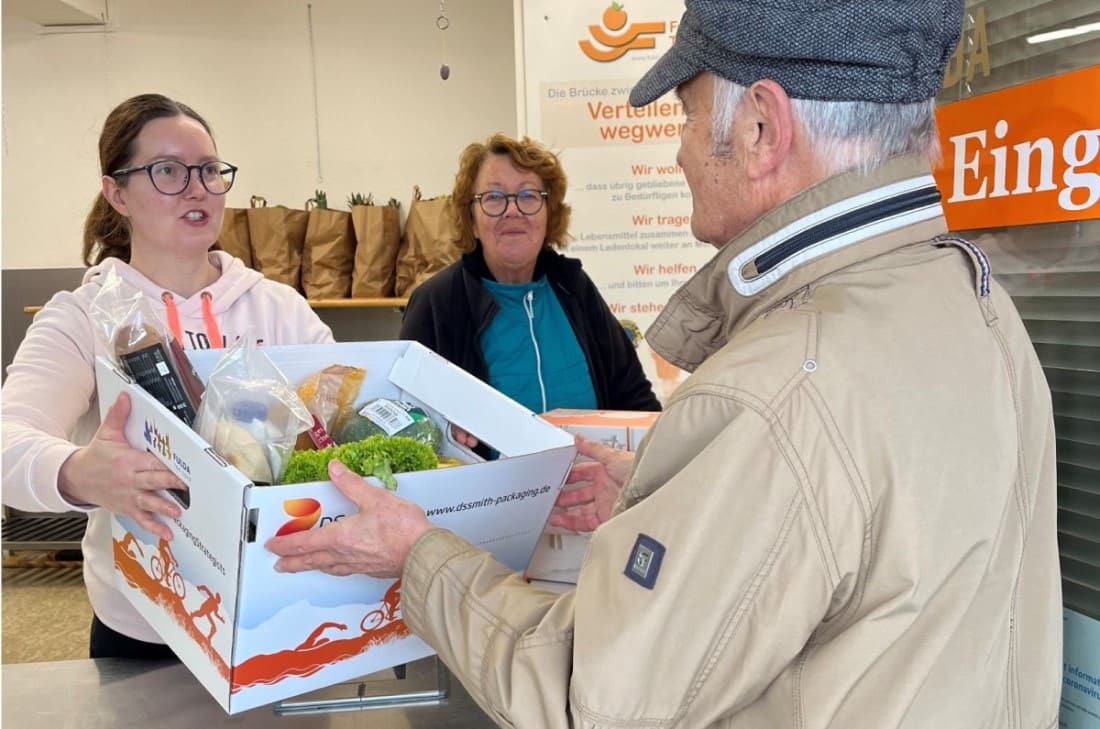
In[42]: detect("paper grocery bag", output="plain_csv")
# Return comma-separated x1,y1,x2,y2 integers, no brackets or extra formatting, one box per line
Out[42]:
215,208,252,267
395,186,460,297
350,199,401,298
301,200,354,299
246,195,309,291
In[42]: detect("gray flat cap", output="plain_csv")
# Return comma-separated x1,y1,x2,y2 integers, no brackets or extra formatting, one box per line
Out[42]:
630,0,964,106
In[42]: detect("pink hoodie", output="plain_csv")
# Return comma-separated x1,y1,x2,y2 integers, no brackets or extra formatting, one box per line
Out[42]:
1,251,333,643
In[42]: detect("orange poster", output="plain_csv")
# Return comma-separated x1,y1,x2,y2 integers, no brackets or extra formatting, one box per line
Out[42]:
934,64,1100,231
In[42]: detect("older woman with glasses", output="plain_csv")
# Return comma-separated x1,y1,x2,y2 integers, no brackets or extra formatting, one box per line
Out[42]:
399,133,659,442
1,93,332,660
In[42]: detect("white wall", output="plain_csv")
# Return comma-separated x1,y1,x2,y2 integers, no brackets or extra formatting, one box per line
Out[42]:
1,0,518,269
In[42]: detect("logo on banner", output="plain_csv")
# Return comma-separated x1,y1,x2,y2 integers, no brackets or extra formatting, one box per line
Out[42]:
933,64,1100,230
276,498,323,536
579,3,666,62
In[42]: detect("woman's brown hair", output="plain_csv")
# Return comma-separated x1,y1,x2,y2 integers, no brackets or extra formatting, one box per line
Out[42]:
82,94,215,266
451,133,572,254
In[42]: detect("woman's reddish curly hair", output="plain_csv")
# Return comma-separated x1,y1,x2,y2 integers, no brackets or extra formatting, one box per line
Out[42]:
451,133,571,253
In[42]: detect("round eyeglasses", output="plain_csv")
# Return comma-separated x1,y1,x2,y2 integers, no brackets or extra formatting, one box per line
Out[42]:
111,159,238,196
472,189,548,217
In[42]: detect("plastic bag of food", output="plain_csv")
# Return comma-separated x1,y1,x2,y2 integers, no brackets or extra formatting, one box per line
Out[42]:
88,269,204,425
193,334,312,484
331,398,444,454
295,364,367,449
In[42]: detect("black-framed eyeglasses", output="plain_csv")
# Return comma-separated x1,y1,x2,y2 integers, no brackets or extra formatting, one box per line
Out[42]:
472,189,547,217
111,159,238,196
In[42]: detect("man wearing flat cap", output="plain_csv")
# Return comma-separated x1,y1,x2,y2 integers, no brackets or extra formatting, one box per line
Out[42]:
269,1,1062,727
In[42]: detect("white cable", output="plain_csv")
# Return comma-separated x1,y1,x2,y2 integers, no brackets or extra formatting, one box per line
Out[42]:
306,4,323,183
524,291,547,413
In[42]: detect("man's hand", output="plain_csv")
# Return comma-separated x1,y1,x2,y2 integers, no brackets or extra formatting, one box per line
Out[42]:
548,434,635,532
267,460,433,578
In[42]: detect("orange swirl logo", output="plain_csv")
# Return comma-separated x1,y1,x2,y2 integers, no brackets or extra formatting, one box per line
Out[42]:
579,3,666,62
276,498,322,536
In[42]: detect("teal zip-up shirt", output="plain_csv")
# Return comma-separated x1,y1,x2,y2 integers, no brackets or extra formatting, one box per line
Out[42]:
480,276,597,413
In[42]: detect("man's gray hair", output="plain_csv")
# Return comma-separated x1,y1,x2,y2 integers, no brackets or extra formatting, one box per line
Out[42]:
710,75,940,175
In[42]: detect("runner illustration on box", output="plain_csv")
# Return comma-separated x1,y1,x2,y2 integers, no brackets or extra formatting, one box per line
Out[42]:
189,585,225,643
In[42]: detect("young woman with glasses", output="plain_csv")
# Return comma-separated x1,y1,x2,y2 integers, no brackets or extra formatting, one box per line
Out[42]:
399,134,659,450
0,93,333,659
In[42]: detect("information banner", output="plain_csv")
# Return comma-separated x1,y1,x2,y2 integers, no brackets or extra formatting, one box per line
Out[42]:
519,0,709,400
1062,608,1100,729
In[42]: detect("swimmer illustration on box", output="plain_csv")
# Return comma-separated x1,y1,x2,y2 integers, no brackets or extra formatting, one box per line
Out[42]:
295,622,349,651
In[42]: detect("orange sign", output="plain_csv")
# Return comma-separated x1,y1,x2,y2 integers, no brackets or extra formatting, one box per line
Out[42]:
579,3,666,62
933,64,1100,231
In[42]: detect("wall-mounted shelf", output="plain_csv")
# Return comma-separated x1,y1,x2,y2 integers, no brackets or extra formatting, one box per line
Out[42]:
307,297,408,309
23,297,408,315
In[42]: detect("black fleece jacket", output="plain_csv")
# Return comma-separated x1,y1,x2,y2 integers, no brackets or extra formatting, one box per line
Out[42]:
398,245,660,412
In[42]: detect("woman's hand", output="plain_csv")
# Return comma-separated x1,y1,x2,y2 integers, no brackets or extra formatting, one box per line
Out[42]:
268,459,433,578
548,435,635,532
450,424,479,449
58,392,186,540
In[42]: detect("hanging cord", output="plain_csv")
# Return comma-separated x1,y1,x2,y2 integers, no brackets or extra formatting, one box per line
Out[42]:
307,3,323,183
523,291,548,413
200,293,224,348
162,293,184,346
161,292,225,349
438,1,450,80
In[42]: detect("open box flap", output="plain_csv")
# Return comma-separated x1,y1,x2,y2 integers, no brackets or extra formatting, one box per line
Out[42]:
388,343,573,457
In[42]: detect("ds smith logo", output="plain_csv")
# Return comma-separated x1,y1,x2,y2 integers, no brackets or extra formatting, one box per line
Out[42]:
579,3,666,62
275,498,348,537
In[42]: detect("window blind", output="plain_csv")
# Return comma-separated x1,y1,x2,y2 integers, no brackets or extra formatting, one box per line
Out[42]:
942,0,1100,620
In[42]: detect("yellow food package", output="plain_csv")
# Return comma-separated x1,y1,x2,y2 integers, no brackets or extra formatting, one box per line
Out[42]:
295,364,366,449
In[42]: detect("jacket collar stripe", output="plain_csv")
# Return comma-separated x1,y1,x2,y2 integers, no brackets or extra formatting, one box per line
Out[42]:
727,175,942,297
949,238,991,297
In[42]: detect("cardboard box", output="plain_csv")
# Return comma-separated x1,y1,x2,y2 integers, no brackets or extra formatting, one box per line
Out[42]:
95,341,575,714
525,409,660,584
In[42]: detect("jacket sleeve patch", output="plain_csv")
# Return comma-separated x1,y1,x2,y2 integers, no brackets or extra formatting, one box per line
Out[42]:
624,533,665,590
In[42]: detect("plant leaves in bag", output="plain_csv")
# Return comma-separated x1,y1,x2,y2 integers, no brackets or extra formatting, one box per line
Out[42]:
395,186,460,297
302,196,354,299
351,198,401,297
246,195,309,291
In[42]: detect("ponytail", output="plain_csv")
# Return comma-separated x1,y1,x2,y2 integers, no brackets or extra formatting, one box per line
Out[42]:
82,193,131,266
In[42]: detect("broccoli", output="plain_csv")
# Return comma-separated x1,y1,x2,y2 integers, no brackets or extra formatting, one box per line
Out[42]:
331,400,444,454
282,435,438,491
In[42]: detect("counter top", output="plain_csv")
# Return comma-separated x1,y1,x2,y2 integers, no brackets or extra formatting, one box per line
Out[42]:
1,656,497,728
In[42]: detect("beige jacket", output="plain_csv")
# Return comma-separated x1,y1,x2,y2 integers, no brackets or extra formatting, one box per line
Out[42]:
402,155,1062,729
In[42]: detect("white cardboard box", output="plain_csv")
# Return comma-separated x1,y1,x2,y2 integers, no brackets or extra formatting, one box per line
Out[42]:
525,409,660,584
95,341,575,714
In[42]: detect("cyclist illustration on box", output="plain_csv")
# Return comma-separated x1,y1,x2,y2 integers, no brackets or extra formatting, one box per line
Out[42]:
189,585,225,642
151,537,185,599
360,580,402,632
